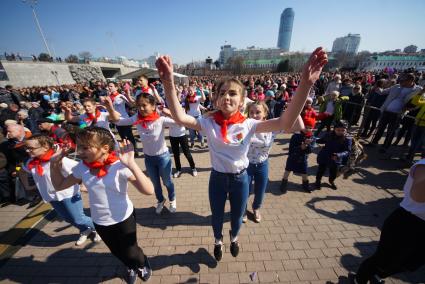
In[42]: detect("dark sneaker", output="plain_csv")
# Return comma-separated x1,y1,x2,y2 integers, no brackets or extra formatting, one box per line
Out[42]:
137,255,152,282
329,181,337,190
302,180,311,193
315,180,322,190
280,179,288,193
230,240,240,257
214,243,223,261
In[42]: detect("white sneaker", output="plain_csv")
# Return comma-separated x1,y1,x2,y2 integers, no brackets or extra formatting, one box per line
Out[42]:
127,268,137,284
155,199,166,215
92,231,102,243
173,171,181,178
192,168,198,177
169,199,177,213
75,228,92,246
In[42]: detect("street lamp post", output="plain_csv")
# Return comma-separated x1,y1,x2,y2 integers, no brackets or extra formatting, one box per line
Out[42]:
23,0,52,58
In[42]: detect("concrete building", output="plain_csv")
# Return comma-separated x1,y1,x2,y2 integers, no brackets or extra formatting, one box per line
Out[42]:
218,45,236,66
219,45,289,67
277,8,294,51
332,33,361,54
358,55,425,71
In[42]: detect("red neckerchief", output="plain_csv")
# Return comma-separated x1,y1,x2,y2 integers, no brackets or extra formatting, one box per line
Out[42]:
213,111,246,143
141,86,150,94
187,93,197,103
109,92,120,103
84,109,101,125
83,152,119,178
133,111,160,128
28,149,54,176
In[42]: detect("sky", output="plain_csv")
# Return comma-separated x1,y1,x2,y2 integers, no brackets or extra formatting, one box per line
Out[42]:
1,0,425,65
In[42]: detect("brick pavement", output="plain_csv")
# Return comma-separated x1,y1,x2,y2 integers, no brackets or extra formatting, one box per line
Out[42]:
0,132,424,284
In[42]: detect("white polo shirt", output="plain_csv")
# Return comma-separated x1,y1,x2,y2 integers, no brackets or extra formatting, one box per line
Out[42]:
72,160,134,226
23,157,79,202
116,115,177,156
199,116,259,173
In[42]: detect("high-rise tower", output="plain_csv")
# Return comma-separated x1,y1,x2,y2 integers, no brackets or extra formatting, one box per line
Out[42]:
277,8,294,51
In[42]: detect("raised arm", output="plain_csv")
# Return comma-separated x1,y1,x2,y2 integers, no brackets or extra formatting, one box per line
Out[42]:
63,104,80,123
156,56,201,131
100,96,121,122
119,140,154,195
256,47,327,133
50,148,82,191
123,87,136,107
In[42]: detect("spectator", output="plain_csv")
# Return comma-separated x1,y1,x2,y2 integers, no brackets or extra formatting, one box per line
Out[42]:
370,73,422,153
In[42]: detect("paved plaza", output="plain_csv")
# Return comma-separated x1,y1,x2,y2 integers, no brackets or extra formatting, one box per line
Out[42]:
0,133,424,283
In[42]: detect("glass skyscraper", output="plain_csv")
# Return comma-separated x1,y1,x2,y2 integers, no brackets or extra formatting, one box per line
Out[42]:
277,8,294,51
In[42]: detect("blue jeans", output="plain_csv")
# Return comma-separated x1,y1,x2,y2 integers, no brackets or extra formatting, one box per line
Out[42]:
144,152,175,202
208,169,249,240
189,115,203,144
247,160,269,210
50,193,94,233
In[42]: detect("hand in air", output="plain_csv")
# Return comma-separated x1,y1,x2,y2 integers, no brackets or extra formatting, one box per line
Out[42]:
100,96,113,108
302,47,328,85
119,139,135,167
155,56,174,80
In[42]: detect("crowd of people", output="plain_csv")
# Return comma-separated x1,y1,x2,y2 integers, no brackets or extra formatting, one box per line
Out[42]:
0,47,424,283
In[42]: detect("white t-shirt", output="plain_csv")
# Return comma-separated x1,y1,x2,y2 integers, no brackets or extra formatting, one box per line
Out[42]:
79,111,118,149
400,159,425,221
23,157,79,202
116,115,177,156
79,111,111,131
72,160,134,226
187,100,202,117
112,95,130,118
199,116,259,173
247,132,276,164
169,124,186,137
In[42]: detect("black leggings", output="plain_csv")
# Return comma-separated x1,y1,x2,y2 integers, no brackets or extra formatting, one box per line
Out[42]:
315,163,337,183
356,207,425,283
170,135,195,171
94,211,145,270
116,125,137,149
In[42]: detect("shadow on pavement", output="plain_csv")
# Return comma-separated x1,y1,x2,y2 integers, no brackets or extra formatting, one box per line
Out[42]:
305,196,400,228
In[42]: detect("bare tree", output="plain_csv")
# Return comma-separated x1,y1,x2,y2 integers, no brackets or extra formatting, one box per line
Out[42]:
79,51,92,62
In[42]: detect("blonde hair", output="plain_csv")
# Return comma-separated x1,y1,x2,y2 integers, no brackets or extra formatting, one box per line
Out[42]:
246,101,269,118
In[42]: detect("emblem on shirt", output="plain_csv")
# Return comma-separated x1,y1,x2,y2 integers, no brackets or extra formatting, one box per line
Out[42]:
234,132,244,144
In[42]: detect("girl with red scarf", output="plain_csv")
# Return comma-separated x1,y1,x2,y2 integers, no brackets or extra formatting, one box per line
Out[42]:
184,85,206,148
63,97,121,148
22,134,99,246
156,47,327,261
112,93,180,215
50,127,154,282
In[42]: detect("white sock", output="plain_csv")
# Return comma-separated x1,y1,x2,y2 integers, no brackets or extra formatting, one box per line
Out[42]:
230,235,238,243
215,238,223,245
